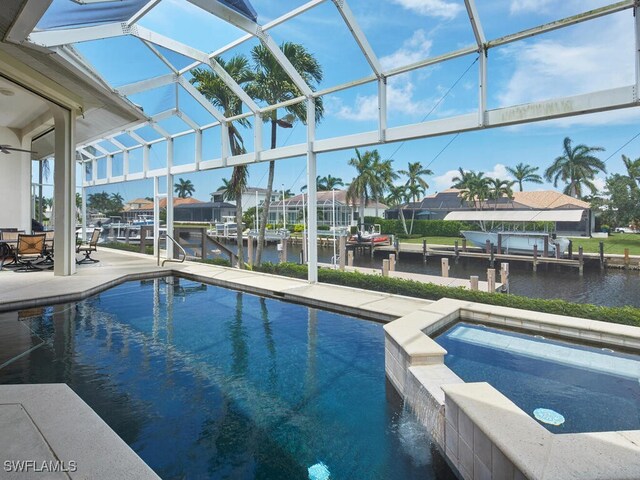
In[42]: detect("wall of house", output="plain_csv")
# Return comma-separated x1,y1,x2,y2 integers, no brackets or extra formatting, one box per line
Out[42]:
0,127,31,231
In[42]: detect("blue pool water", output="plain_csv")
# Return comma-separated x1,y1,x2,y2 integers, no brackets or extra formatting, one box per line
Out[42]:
0,278,455,479
436,323,640,434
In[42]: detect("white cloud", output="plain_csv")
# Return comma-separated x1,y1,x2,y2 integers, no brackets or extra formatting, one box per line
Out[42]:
509,0,553,14
592,176,607,194
433,163,510,191
329,30,434,121
497,14,639,126
391,0,463,19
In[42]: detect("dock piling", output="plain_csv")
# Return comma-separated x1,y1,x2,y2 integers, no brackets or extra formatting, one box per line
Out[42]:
470,275,479,291
382,259,390,276
487,268,496,293
533,244,538,272
500,262,509,294
371,239,375,258
599,241,605,270
422,239,427,264
347,250,354,267
485,239,491,255
389,253,396,271
339,235,346,271
462,238,467,252
441,258,449,278
624,248,630,269
247,237,254,267
543,236,549,258
555,243,561,260
568,240,573,260
497,234,502,255
578,246,584,275
489,243,495,268
454,240,459,263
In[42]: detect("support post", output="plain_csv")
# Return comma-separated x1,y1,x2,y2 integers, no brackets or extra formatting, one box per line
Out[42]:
153,176,160,259
441,257,449,278
543,236,549,258
568,240,573,260
470,275,479,291
382,259,389,277
166,138,174,261
490,243,495,267
347,250,354,267
339,235,346,271
500,262,509,294
306,97,318,283
487,268,496,293
497,233,502,255
422,239,427,264
555,243,561,260
283,237,288,262
454,240,459,263
578,245,584,276
247,236,254,268
485,239,491,254
533,244,538,272
389,253,396,271
599,241,605,270
51,105,76,276
302,231,308,263
462,238,467,252
200,227,206,260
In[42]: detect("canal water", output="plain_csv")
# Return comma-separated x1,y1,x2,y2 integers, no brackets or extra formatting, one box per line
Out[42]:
219,242,640,309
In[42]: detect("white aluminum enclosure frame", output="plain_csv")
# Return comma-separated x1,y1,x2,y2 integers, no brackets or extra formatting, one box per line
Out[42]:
9,0,640,282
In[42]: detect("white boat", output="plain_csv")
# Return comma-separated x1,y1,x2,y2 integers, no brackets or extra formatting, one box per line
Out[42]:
208,216,243,237
461,231,570,256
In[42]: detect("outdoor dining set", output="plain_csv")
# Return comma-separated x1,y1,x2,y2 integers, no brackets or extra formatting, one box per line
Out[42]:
0,228,101,272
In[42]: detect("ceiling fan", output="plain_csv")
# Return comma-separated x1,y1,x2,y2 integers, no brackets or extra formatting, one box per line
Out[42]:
0,145,37,155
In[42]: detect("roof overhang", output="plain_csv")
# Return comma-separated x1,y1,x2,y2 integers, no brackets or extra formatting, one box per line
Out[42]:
443,209,585,223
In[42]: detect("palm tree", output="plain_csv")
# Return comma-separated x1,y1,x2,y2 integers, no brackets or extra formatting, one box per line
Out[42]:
319,175,344,191
173,178,195,198
37,158,50,222
385,185,409,207
398,161,433,202
459,172,489,210
248,42,324,265
346,149,379,228
216,178,231,192
487,178,515,213
191,55,253,268
622,154,640,189
372,157,398,217
506,163,543,191
545,137,606,198
451,167,476,189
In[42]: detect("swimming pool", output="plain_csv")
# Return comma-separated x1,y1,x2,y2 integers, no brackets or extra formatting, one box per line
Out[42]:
0,277,455,479
435,322,640,434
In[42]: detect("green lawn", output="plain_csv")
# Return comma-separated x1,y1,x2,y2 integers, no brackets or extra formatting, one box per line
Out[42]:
401,233,640,255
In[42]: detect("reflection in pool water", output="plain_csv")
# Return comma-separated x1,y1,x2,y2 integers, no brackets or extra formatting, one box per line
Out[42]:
0,277,455,479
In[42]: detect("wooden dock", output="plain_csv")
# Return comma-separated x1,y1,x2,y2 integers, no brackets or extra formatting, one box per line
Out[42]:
317,263,503,292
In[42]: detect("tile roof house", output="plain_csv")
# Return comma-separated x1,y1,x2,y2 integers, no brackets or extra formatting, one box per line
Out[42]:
386,189,593,236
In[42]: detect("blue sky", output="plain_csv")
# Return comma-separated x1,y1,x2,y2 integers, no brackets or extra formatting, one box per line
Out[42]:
51,0,640,202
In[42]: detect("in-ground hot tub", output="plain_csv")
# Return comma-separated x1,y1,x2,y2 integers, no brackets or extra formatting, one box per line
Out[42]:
384,298,640,480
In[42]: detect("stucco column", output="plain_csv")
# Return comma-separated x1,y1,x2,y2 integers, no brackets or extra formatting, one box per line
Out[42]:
51,105,76,276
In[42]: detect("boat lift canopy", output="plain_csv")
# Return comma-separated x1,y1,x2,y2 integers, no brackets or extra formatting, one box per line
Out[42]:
443,209,585,223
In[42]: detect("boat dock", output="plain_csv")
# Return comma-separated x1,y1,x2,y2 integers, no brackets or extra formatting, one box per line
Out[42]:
318,263,503,292
371,238,640,273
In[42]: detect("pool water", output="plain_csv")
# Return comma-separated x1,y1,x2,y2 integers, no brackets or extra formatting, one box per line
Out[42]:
436,323,640,434
0,277,455,480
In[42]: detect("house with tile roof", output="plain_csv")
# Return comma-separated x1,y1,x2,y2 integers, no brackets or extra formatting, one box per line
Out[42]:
386,189,593,236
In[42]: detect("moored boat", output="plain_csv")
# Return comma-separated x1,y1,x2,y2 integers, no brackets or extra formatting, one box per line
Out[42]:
461,230,570,256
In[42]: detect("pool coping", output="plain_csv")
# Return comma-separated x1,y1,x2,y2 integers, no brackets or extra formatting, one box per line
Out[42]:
0,384,160,480
383,298,640,480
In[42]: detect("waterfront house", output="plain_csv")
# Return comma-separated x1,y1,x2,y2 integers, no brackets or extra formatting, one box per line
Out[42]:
386,189,593,236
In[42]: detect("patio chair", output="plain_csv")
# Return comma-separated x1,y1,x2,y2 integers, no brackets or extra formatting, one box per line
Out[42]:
0,231,23,270
14,233,46,272
76,228,101,264
41,231,55,266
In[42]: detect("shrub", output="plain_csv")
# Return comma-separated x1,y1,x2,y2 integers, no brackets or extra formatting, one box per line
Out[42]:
102,242,153,255
254,263,640,327
363,218,476,237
